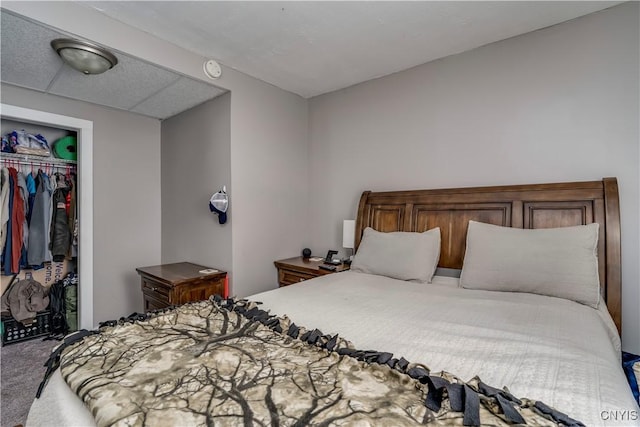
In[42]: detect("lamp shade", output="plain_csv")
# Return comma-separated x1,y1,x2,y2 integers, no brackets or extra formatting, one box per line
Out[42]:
342,220,355,249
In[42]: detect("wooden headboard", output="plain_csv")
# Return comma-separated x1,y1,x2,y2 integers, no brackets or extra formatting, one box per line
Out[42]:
355,178,622,333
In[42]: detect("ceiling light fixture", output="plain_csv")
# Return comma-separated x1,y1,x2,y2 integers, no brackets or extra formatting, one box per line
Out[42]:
51,38,118,75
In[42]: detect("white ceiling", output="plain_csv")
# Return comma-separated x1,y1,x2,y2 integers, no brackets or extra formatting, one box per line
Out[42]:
1,1,625,113
81,1,624,98
0,10,227,120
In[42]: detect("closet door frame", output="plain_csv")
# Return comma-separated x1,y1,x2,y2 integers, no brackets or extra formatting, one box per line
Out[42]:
1,103,94,329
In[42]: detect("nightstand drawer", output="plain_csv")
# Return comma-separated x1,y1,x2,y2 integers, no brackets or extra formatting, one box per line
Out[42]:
144,294,169,312
275,257,349,287
141,278,171,302
279,269,316,286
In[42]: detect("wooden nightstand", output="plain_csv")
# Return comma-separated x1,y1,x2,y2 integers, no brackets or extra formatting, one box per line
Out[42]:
274,256,349,287
136,262,227,312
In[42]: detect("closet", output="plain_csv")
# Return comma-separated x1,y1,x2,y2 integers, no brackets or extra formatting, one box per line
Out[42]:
0,104,93,339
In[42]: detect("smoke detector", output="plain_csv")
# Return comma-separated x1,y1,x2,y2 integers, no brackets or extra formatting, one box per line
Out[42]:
203,59,222,79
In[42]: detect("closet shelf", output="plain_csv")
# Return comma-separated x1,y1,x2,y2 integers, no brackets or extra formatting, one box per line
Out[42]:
1,152,77,167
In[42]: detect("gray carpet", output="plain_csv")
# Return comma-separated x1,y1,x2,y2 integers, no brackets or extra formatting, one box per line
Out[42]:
1,338,59,427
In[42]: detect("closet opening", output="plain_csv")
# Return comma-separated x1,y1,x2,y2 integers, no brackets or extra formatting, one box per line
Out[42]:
0,104,93,342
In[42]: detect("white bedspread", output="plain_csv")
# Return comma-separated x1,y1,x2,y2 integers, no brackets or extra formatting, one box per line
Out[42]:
28,272,639,426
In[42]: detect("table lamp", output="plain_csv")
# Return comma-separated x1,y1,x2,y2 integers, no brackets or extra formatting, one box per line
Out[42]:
342,220,355,264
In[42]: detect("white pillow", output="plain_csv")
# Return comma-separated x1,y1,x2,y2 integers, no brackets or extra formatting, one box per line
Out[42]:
351,227,441,283
460,221,600,308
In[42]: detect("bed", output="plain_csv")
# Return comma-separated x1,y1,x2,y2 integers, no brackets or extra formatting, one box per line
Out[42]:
27,178,639,426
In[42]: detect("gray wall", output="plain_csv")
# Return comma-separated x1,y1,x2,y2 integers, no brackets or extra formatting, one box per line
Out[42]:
1,84,162,323
161,93,232,273
229,76,309,297
2,1,311,299
308,3,640,353
161,83,308,298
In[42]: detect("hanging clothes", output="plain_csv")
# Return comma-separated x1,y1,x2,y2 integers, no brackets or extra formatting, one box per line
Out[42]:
2,167,24,274
42,173,55,262
1,159,77,274
1,126,79,293
17,172,30,268
9,168,24,274
26,172,36,226
28,171,52,267
50,185,71,262
2,169,15,274
67,174,77,258
0,167,9,252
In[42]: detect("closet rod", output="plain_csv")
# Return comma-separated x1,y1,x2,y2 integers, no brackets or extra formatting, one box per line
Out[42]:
1,152,76,168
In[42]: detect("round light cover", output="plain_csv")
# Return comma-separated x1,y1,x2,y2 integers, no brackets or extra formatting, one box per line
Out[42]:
51,39,118,75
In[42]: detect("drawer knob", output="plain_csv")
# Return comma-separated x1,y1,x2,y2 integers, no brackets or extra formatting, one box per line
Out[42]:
151,287,158,291
299,278,304,282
